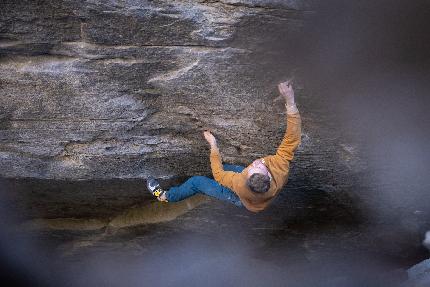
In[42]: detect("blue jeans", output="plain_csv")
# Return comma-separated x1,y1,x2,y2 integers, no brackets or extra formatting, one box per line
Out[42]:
166,164,245,207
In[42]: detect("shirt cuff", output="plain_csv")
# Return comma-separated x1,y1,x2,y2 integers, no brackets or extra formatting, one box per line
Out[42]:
285,103,298,114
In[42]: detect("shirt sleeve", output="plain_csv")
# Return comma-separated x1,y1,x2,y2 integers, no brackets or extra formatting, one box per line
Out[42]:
210,148,238,191
273,112,302,164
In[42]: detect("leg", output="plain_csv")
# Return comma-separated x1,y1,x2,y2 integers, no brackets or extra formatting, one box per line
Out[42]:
222,163,246,173
166,176,243,207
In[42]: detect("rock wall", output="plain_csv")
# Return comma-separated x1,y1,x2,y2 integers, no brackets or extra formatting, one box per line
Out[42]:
1,0,335,181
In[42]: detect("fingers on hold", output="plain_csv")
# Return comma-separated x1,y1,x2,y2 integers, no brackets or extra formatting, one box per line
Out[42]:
281,84,288,93
278,81,292,94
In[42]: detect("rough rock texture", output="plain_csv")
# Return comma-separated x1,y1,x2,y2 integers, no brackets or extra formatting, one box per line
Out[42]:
0,0,317,180
0,0,366,222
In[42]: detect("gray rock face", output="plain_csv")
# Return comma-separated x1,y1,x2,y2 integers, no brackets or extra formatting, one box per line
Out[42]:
0,0,326,180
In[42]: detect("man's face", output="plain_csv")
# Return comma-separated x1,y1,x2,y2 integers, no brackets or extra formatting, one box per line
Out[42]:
247,159,270,179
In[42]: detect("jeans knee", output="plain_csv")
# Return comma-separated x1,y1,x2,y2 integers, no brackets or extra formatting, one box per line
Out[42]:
187,175,207,185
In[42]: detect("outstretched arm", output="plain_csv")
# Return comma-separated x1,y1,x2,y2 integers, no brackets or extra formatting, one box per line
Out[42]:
203,131,237,189
274,81,302,162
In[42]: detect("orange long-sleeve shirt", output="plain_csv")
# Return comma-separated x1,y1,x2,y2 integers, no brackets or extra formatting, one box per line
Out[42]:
209,112,302,212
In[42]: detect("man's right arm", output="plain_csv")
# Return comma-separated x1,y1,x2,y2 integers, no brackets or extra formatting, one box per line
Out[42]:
264,107,301,189
275,108,302,162
273,81,302,164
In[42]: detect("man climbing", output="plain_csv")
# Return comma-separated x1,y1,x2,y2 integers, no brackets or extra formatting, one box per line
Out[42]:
147,81,301,213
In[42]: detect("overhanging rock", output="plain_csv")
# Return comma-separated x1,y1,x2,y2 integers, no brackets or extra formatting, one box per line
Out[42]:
1,0,353,183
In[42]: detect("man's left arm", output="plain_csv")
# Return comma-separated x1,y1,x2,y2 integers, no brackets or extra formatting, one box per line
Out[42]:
204,131,237,190
210,147,237,190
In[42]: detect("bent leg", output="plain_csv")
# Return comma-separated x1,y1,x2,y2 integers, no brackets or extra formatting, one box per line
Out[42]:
223,164,245,173
166,176,242,207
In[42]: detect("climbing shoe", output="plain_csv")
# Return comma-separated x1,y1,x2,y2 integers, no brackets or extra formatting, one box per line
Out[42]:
146,176,168,202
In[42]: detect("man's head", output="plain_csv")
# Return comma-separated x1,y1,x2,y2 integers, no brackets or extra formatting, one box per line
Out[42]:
246,159,271,193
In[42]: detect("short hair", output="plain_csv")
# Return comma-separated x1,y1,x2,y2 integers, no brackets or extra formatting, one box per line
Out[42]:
247,173,271,193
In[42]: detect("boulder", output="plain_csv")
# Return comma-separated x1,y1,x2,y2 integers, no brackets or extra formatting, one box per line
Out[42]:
1,0,338,181
405,259,430,287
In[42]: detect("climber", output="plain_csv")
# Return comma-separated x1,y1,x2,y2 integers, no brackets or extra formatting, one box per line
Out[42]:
146,81,301,212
